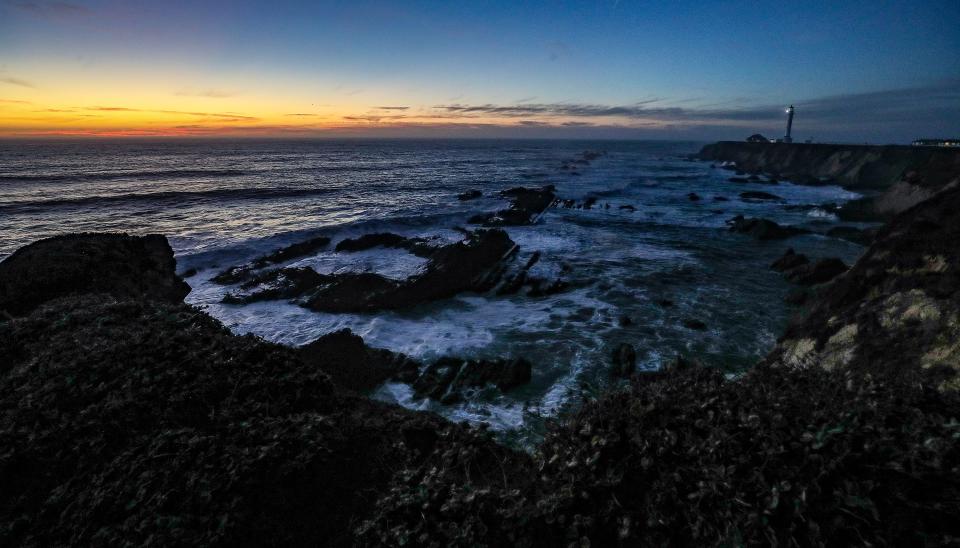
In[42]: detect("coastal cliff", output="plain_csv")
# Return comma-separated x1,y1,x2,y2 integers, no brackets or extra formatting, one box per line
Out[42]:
2,169,960,545
699,141,960,220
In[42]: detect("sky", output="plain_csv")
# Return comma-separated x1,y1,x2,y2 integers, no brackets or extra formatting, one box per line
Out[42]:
1,0,958,142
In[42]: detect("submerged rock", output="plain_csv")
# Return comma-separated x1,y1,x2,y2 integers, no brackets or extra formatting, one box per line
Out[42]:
610,343,637,377
682,318,708,331
412,356,533,403
740,191,783,201
0,233,189,316
727,215,810,240
458,189,483,201
770,248,810,272
784,258,848,286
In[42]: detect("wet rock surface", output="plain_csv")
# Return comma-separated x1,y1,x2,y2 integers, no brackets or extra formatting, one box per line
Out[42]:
223,229,516,312
212,235,331,284
411,357,533,404
468,185,557,227
727,215,810,240
334,232,436,257
610,342,637,377
740,190,783,201
784,257,849,286
457,189,483,201
0,233,189,316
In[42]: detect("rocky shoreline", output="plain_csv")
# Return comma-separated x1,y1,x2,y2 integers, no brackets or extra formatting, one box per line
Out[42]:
2,145,959,546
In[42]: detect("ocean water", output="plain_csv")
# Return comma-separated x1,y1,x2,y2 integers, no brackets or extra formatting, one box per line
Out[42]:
0,139,866,443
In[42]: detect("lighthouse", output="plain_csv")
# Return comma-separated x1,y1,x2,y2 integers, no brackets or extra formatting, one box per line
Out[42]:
784,105,795,144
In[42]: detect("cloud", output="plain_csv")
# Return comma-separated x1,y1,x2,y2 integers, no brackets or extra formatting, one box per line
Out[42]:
83,106,258,120
0,98,31,104
0,75,36,88
12,1,91,17
285,113,317,117
375,106,409,110
428,79,960,133
174,88,237,98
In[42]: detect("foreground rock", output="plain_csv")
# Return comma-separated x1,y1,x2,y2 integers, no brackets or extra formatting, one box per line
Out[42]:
766,186,960,388
0,239,526,547
727,215,810,240
0,233,190,316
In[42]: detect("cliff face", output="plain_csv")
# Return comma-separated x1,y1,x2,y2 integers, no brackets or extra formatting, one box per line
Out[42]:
765,186,960,389
699,142,960,219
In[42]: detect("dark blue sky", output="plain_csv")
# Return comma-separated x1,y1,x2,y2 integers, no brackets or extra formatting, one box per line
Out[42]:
2,0,958,141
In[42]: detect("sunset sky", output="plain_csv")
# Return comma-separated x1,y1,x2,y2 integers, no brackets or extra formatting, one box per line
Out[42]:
1,0,958,141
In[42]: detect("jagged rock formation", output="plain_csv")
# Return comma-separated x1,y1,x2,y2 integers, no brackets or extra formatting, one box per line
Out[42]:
726,215,810,240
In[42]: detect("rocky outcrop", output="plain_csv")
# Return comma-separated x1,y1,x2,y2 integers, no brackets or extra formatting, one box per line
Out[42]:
765,186,960,388
468,185,556,226
225,229,516,313
411,357,532,404
726,215,810,240
212,235,331,284
458,189,483,201
298,328,419,393
0,233,190,316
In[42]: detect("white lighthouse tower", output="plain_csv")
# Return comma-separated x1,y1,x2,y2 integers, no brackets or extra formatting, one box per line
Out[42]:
784,105,795,144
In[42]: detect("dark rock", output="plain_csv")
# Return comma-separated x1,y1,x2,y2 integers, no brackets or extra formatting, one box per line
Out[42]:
687,192,701,201
826,225,876,246
526,278,570,297
740,191,783,201
299,329,419,393
469,186,556,227
610,343,637,377
713,196,730,202
656,298,675,308
728,177,750,183
784,288,809,305
770,248,810,272
335,233,435,257
618,315,633,327
306,229,515,313
0,233,190,316
223,267,331,304
682,318,708,330
212,235,331,284
619,204,636,212
412,357,532,402
727,215,810,240
181,267,198,278
784,258,848,286
458,190,483,201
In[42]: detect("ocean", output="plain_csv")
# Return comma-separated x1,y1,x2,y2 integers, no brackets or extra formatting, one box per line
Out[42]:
0,139,865,443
